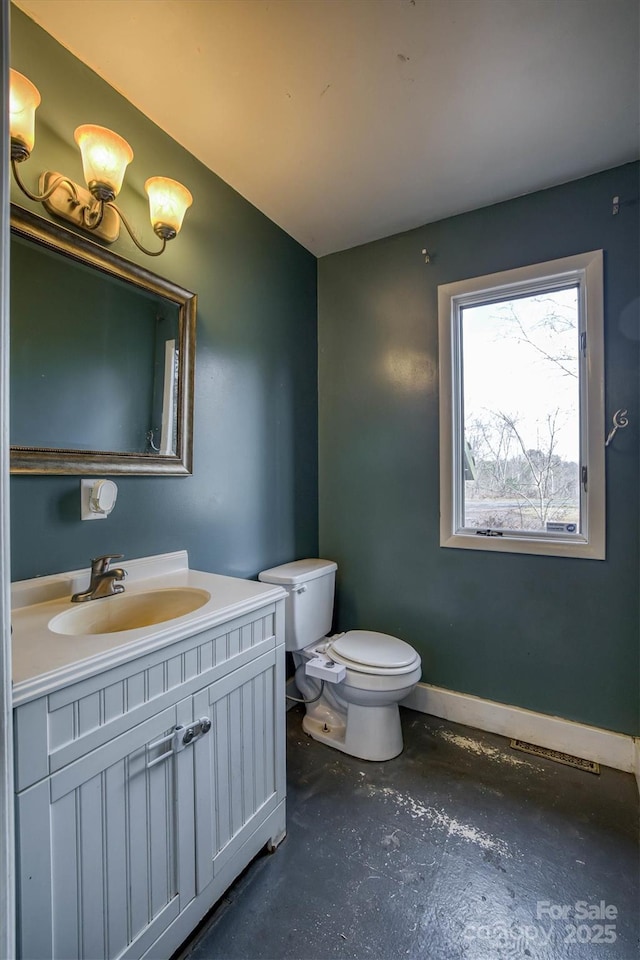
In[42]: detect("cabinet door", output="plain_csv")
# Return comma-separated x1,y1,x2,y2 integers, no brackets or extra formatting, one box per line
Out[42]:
193,647,284,892
17,703,190,960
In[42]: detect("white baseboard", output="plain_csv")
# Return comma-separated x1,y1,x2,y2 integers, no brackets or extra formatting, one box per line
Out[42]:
402,683,636,775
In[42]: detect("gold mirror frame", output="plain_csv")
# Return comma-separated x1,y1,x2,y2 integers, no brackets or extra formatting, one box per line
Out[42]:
10,204,196,475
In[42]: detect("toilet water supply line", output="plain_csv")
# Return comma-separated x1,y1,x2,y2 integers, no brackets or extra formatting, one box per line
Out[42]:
287,652,347,704
286,673,325,705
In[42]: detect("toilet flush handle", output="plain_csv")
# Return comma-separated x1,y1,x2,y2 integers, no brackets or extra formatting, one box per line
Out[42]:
291,584,307,594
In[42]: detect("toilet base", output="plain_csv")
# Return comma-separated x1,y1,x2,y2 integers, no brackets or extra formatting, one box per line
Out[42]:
302,702,404,761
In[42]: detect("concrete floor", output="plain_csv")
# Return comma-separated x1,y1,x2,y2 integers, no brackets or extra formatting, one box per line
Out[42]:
179,706,639,960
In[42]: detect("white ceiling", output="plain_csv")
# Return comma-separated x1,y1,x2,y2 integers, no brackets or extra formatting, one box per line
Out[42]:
13,0,640,257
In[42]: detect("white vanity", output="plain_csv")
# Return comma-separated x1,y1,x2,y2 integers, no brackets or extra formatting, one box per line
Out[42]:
11,552,287,960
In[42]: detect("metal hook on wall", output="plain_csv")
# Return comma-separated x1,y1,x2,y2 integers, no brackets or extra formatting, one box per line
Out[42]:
146,429,160,452
605,409,629,447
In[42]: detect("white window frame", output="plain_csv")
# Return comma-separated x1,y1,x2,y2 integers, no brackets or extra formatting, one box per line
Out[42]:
438,251,605,560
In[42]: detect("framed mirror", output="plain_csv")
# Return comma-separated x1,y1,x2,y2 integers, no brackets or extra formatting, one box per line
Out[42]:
10,204,196,475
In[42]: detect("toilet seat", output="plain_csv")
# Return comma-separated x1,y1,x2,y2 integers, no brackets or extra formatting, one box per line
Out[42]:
328,630,420,676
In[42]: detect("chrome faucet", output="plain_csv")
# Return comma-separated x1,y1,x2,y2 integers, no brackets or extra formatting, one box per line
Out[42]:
71,554,127,602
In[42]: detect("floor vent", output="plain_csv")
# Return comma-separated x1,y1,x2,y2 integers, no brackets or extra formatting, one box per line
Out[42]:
510,739,600,774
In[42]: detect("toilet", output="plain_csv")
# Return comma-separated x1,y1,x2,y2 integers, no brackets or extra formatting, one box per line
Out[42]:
258,559,422,761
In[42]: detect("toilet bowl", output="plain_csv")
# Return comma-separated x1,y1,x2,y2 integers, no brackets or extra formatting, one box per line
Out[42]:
295,630,422,760
258,560,422,761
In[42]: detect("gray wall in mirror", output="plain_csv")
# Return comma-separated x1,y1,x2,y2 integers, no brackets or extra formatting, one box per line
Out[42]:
11,233,180,454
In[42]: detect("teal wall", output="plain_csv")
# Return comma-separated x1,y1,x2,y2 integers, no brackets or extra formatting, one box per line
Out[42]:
10,9,318,581
318,163,639,736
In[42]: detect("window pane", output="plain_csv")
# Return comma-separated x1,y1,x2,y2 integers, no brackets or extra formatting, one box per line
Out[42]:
461,287,581,534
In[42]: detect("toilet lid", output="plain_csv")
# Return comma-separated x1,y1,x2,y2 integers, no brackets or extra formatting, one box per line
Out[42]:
330,630,418,671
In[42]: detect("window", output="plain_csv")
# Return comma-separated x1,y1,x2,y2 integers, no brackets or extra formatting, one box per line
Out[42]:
438,251,604,559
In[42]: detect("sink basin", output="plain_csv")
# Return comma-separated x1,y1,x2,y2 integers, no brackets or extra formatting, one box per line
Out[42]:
49,587,211,636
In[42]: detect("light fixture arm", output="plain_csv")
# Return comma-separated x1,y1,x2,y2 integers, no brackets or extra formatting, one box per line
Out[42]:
105,201,167,257
12,158,116,241
12,159,166,253
11,158,80,205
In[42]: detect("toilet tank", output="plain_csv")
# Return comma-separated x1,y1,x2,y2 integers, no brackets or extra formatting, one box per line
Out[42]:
258,559,337,651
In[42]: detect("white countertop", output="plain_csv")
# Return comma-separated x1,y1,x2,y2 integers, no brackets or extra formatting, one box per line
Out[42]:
12,551,286,705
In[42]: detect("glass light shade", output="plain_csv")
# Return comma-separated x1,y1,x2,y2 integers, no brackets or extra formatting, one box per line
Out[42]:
10,69,41,156
145,177,193,238
74,124,133,200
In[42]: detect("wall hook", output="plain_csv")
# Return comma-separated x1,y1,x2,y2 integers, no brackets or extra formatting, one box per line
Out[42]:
146,429,160,452
421,248,431,263
605,408,628,447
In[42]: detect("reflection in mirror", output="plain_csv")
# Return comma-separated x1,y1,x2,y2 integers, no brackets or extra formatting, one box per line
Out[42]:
10,204,196,475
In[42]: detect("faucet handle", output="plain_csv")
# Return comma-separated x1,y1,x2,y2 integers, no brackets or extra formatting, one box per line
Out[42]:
91,553,124,574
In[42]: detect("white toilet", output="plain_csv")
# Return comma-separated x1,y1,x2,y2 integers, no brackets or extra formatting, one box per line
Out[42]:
258,559,422,761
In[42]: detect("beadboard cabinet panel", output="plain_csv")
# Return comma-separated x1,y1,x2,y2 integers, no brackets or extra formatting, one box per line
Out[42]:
193,647,284,893
17,704,186,960
15,599,287,960
14,604,277,791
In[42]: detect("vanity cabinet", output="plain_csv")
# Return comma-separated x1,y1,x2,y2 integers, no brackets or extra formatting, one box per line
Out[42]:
14,600,286,960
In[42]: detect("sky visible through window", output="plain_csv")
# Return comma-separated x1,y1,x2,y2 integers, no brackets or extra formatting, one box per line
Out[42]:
461,287,580,533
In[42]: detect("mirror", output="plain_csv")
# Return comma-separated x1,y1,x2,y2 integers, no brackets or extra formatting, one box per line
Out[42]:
10,204,196,475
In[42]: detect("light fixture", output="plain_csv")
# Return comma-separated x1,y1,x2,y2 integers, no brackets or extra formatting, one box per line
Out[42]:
9,69,193,256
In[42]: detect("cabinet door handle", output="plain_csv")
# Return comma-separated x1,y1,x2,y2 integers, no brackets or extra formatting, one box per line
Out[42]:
145,719,212,768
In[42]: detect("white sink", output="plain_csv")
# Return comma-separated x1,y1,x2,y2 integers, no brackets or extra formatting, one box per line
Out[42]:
49,587,211,636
